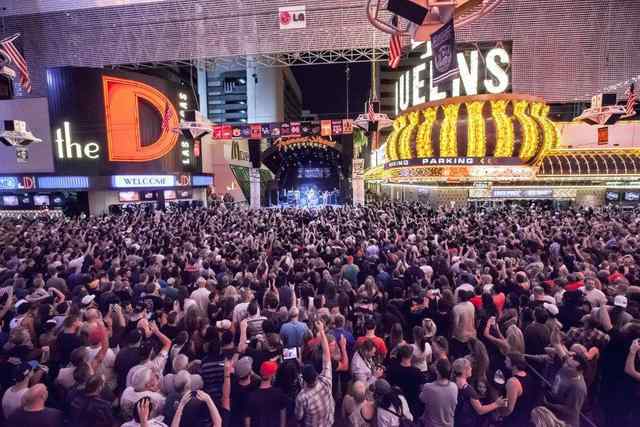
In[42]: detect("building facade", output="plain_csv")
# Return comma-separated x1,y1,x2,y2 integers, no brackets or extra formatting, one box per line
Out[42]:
198,66,302,125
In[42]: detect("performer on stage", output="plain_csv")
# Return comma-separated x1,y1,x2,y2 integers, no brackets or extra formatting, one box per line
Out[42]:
306,188,316,207
322,190,329,206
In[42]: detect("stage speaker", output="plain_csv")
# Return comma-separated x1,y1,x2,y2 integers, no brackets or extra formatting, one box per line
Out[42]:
341,134,354,178
248,139,261,169
387,0,429,25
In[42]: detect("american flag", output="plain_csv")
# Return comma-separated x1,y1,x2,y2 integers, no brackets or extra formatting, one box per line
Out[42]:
623,83,637,118
161,101,173,132
0,34,31,93
388,16,402,69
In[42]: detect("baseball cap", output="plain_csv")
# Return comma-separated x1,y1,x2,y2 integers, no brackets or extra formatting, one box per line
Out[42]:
81,294,96,306
259,361,278,378
614,295,628,309
13,362,33,383
543,302,559,316
372,379,392,397
302,363,318,384
15,299,29,310
235,356,253,379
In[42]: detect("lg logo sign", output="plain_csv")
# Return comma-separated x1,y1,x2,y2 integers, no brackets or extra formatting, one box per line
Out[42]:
278,6,306,29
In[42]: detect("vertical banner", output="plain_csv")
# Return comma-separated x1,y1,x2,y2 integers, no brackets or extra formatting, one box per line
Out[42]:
249,167,261,209
250,124,262,139
352,158,365,206
290,122,301,136
221,125,233,139
320,120,332,136
342,119,353,134
431,18,459,84
331,120,343,135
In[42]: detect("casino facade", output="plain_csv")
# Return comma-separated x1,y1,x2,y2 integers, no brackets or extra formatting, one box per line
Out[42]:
0,0,639,210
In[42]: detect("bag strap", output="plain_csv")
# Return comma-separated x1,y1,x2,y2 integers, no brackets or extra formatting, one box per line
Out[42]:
381,404,406,420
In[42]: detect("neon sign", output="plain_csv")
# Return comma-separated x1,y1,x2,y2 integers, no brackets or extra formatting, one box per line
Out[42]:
55,122,100,160
395,41,512,114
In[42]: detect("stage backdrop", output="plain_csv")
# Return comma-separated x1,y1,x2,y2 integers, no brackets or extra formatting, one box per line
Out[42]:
47,66,201,175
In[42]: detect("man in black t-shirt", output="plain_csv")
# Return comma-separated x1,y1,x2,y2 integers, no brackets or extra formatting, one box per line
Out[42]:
229,356,259,427
386,344,427,417
246,361,287,427
54,314,83,367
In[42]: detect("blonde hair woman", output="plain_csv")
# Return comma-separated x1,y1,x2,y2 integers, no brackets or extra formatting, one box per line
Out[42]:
530,406,566,427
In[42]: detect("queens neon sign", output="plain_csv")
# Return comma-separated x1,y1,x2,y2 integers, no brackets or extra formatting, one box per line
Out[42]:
395,41,511,114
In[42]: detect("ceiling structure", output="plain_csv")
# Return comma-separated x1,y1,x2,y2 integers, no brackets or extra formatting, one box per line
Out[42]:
1,0,639,102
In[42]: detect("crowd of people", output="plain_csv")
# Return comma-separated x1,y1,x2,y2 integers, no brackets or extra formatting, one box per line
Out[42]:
0,200,640,427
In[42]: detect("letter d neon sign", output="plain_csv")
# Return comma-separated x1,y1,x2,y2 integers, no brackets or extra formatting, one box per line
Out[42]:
103,76,179,162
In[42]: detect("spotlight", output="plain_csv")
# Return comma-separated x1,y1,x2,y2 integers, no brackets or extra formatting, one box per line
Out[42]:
0,120,42,147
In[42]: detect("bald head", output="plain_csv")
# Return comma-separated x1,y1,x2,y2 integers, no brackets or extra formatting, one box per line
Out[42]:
351,381,367,404
85,308,100,322
23,384,47,410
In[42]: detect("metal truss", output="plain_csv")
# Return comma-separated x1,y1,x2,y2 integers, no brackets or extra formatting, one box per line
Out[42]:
111,47,390,72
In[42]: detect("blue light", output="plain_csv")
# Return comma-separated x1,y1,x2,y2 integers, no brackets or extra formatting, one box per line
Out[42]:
192,175,213,186
37,176,89,189
0,176,20,190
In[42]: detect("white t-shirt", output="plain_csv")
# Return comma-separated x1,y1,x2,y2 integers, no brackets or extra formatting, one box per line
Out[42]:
120,387,166,420
126,351,169,388
411,342,432,372
86,345,117,388
581,287,607,307
55,366,76,389
2,386,28,419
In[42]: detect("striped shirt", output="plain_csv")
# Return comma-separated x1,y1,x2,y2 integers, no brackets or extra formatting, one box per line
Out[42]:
295,358,334,427
200,356,225,402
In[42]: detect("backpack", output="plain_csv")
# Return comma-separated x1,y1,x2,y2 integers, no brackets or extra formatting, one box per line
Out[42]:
382,399,423,427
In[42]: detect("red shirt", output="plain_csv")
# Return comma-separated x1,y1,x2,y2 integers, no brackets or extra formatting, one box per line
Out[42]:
470,293,505,314
565,281,584,292
356,335,388,358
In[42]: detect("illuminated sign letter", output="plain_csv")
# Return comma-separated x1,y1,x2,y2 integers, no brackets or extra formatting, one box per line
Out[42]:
428,61,446,101
397,72,411,112
484,48,510,94
412,63,426,106
453,51,479,97
103,76,179,162
55,122,100,160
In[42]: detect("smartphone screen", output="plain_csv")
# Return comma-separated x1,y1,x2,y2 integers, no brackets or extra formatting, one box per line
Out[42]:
283,347,298,360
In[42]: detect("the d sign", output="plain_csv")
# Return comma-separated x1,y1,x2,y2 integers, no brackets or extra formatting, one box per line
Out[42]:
103,76,179,162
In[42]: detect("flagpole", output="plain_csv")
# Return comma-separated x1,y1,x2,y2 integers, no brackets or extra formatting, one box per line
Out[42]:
0,33,21,45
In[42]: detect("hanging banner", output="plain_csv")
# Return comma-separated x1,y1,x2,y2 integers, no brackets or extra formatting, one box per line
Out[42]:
280,122,291,137
321,120,332,136
352,158,365,206
290,122,301,137
431,18,459,84
342,119,353,134
331,120,343,135
221,125,233,139
269,123,281,138
250,124,262,139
